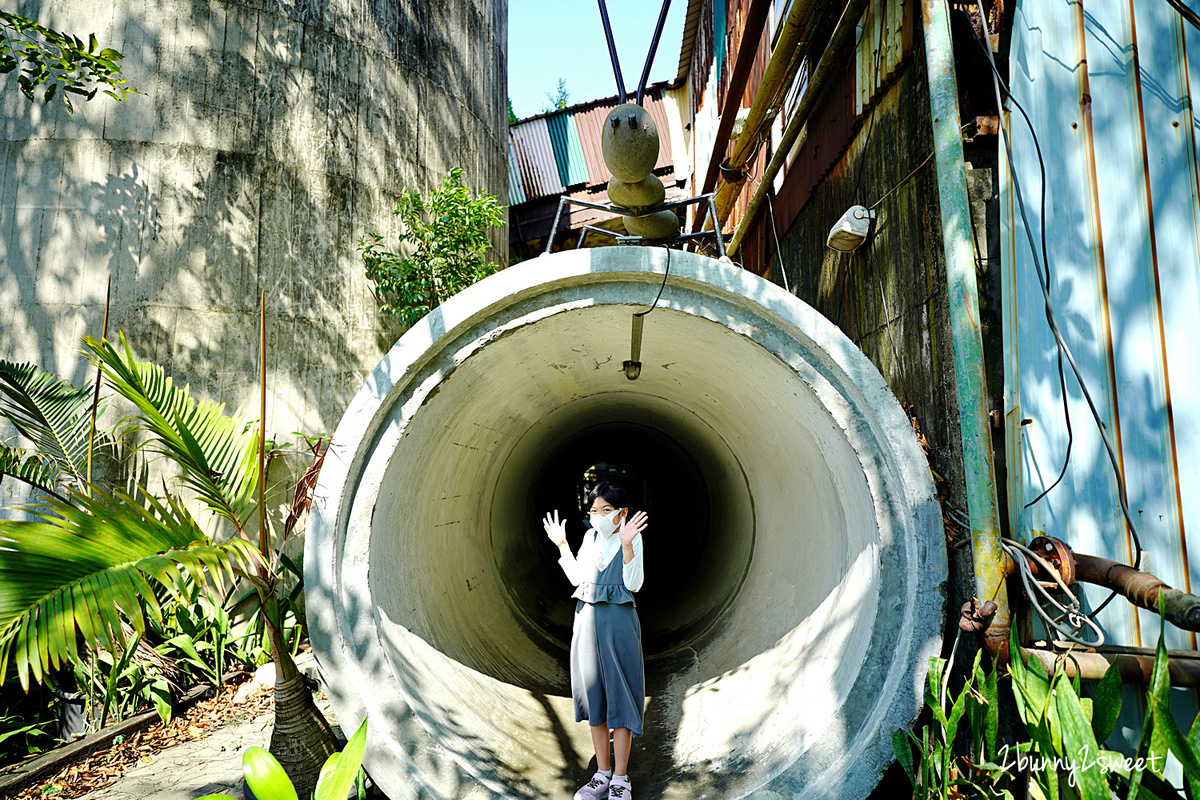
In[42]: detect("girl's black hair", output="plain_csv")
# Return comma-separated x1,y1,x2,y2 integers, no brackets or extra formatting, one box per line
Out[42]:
587,481,627,510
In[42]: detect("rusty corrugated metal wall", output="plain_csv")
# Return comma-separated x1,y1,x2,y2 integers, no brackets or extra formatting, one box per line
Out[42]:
510,118,564,200
509,88,677,205
1003,0,1200,756
1003,0,1200,651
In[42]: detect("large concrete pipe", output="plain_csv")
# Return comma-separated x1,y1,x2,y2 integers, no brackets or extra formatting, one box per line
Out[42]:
306,248,946,800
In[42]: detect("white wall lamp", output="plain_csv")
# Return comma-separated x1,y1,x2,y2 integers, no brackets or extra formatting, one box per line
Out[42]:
826,205,876,252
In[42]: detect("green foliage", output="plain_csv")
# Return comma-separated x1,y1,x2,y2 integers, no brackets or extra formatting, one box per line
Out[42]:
0,484,262,690
72,630,173,730
84,333,260,532
196,717,369,800
542,77,569,113
893,645,1014,799
0,691,54,765
0,12,135,111
507,97,517,123
0,359,97,491
152,578,249,690
0,442,67,499
233,553,306,668
1005,607,1200,800
358,167,504,327
0,335,331,774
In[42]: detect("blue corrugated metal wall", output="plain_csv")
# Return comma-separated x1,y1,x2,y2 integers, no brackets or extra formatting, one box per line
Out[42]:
1002,0,1199,767
545,113,589,188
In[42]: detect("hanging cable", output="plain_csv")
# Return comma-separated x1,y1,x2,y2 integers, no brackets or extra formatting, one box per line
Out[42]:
635,247,672,318
766,191,790,293
1001,539,1106,647
973,1,1143,618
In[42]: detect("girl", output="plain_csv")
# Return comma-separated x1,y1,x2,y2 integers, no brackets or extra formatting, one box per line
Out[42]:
543,481,648,800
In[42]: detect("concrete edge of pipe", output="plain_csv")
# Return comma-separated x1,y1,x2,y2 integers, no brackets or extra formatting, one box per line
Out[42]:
305,248,948,800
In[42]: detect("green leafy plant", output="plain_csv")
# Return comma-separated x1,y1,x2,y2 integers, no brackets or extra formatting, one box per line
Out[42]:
0,333,337,792
73,630,175,729
0,359,98,494
196,717,368,800
0,709,52,764
152,576,250,691
541,77,569,113
1005,604,1200,800
893,640,1014,799
358,167,504,326
0,12,135,110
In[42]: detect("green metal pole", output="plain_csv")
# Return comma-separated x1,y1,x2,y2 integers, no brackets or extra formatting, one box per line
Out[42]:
920,0,1010,647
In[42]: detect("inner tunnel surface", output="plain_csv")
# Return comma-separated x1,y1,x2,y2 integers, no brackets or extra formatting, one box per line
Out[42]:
307,249,946,800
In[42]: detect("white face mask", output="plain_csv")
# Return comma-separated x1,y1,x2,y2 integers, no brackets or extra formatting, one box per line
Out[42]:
589,508,622,536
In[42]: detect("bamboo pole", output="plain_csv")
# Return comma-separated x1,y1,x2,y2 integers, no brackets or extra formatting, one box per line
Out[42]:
85,277,112,492
258,291,268,577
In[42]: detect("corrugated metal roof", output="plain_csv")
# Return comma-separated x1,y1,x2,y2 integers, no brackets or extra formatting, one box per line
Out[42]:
546,113,589,188
507,139,526,206
1004,0,1200,659
853,0,911,116
510,117,564,199
510,87,678,203
675,0,707,84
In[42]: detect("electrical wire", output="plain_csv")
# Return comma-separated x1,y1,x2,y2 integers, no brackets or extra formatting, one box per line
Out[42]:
867,151,934,210
957,9,1075,513
1001,539,1106,647
973,1,1142,618
635,247,671,317
766,191,791,293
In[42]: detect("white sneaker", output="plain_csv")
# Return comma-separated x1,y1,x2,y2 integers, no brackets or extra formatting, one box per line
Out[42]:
608,776,632,799
573,771,611,800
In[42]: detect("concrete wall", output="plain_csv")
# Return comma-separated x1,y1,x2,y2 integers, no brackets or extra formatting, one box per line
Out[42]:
0,0,508,437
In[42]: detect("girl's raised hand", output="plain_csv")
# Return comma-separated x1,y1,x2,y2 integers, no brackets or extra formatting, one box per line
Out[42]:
542,509,567,547
618,510,648,546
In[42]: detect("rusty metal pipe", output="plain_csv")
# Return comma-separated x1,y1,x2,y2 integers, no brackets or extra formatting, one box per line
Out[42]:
964,602,1200,686
726,0,873,253
697,0,773,196
705,0,825,232
1074,553,1200,632
1021,646,1200,687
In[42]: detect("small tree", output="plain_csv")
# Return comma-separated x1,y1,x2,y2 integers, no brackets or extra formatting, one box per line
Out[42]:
542,77,569,113
358,167,504,327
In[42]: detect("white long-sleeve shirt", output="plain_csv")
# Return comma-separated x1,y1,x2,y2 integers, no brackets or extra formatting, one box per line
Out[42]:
558,527,644,593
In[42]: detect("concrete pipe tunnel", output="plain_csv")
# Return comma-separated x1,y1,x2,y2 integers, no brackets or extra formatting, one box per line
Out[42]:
306,248,947,800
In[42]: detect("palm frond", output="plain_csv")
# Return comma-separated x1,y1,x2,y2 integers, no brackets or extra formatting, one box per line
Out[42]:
0,485,263,690
0,360,96,488
82,334,260,531
0,443,68,500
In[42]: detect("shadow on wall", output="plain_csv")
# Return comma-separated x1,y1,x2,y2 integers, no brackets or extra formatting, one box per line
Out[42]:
0,0,507,436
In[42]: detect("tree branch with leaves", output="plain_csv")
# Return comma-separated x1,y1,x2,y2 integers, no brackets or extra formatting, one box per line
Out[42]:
0,12,135,111
358,167,504,327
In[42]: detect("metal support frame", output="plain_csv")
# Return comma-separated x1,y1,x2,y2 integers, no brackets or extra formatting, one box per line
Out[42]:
636,0,672,106
544,192,726,258
596,0,627,104
921,0,1011,654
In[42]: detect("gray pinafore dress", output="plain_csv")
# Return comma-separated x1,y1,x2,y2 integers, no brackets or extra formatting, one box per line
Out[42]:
570,532,645,736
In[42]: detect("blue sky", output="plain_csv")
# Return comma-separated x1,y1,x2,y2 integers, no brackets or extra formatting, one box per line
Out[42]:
508,0,688,120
